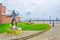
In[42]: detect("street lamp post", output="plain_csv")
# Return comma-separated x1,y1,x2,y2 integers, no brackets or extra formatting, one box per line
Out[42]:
50,16,51,24
27,12,31,21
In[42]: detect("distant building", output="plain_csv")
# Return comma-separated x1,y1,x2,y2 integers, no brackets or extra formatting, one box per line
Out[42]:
0,3,20,24
56,17,58,21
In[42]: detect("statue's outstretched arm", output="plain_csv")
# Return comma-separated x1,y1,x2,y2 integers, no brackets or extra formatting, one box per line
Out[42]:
16,13,19,16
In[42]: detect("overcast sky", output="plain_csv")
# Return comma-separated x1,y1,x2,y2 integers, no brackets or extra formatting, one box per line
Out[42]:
0,0,60,21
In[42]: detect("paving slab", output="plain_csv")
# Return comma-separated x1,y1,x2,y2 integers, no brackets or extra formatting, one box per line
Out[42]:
28,24,60,40
0,31,40,40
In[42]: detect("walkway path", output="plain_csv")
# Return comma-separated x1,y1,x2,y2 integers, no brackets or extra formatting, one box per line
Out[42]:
0,31,40,40
28,24,60,40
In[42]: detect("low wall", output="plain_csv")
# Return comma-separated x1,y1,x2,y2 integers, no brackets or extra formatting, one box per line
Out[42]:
1,15,12,23
1,15,20,24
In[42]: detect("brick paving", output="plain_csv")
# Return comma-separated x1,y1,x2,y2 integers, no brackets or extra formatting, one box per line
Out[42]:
28,24,60,40
0,31,40,40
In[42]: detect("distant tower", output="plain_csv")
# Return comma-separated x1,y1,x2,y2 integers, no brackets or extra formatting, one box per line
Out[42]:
56,17,59,24
0,3,6,24
56,17,58,21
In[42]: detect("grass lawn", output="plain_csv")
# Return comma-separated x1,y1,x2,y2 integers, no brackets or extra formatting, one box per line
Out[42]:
0,22,50,34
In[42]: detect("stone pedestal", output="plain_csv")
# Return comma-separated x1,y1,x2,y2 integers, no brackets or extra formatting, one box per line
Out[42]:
7,26,22,35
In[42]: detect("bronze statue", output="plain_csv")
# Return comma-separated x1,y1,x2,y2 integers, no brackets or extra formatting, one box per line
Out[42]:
11,10,19,27
7,10,19,27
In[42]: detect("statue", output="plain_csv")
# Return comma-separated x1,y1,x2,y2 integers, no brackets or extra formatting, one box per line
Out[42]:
11,10,19,29
7,10,22,35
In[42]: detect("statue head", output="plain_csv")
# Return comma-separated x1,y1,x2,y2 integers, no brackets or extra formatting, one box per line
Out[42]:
12,10,15,14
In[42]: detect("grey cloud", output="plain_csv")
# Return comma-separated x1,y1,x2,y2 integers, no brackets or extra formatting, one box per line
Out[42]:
1,0,60,20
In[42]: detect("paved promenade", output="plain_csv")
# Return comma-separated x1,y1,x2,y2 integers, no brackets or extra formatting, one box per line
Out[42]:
28,24,60,40
0,31,40,40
